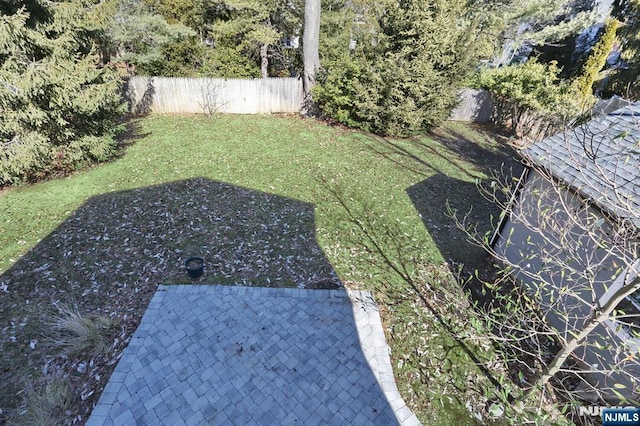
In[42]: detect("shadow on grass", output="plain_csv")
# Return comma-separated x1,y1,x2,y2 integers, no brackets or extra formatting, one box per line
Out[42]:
0,177,342,423
405,173,511,309
362,122,521,273
113,116,151,158
362,123,517,183
406,174,500,268
317,175,511,422
426,124,515,176
399,125,523,306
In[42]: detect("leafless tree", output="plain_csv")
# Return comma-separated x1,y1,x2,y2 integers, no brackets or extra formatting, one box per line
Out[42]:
199,79,227,117
454,104,640,418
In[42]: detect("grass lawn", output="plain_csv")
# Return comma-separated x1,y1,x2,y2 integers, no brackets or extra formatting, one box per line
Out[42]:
0,114,517,424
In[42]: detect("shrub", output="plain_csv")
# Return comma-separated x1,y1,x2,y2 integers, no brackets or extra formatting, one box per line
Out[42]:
313,0,490,137
21,376,73,426
201,45,261,79
137,38,207,78
314,52,464,138
49,304,117,356
313,56,375,132
477,60,589,140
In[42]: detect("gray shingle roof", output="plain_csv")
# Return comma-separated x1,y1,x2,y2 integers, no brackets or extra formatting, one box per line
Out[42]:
523,102,640,228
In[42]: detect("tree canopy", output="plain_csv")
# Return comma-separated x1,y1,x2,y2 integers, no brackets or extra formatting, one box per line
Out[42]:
607,0,640,99
210,0,282,78
313,0,496,136
0,0,124,184
107,0,198,76
493,0,599,66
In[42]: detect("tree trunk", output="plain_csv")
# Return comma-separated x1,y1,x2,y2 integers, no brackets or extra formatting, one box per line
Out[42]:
303,0,321,96
521,273,640,402
261,44,268,79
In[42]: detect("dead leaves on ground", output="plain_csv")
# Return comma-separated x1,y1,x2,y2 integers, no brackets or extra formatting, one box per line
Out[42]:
0,177,342,424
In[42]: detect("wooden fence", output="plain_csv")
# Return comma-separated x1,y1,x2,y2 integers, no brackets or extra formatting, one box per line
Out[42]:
449,89,494,123
124,76,493,122
124,76,304,114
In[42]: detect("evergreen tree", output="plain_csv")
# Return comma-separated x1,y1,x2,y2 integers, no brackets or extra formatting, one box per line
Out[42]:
314,0,491,136
135,0,303,78
209,0,281,78
143,0,218,43
493,0,599,66
0,1,124,184
108,0,198,76
608,0,640,99
144,0,205,28
573,18,619,97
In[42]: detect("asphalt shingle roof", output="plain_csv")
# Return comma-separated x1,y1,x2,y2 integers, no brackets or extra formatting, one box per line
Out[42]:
523,102,640,228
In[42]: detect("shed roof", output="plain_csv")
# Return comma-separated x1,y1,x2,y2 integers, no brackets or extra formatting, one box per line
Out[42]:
523,101,640,228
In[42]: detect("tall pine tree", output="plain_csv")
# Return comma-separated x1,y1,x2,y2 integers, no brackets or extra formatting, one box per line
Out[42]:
0,0,123,184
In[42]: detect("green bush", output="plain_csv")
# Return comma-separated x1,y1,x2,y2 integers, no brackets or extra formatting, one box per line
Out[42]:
477,60,588,139
0,133,52,184
201,45,261,79
313,0,489,137
314,52,466,137
313,56,374,131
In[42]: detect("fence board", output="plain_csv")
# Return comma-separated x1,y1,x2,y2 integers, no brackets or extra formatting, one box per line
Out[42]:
449,89,494,123
124,76,304,114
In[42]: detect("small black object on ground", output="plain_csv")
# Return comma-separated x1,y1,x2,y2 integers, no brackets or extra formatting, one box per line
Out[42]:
185,257,204,278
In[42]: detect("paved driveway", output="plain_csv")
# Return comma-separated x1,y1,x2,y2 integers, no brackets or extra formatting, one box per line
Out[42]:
87,285,420,425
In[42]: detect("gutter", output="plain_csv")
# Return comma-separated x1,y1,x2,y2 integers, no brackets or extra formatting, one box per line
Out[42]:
489,166,530,248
